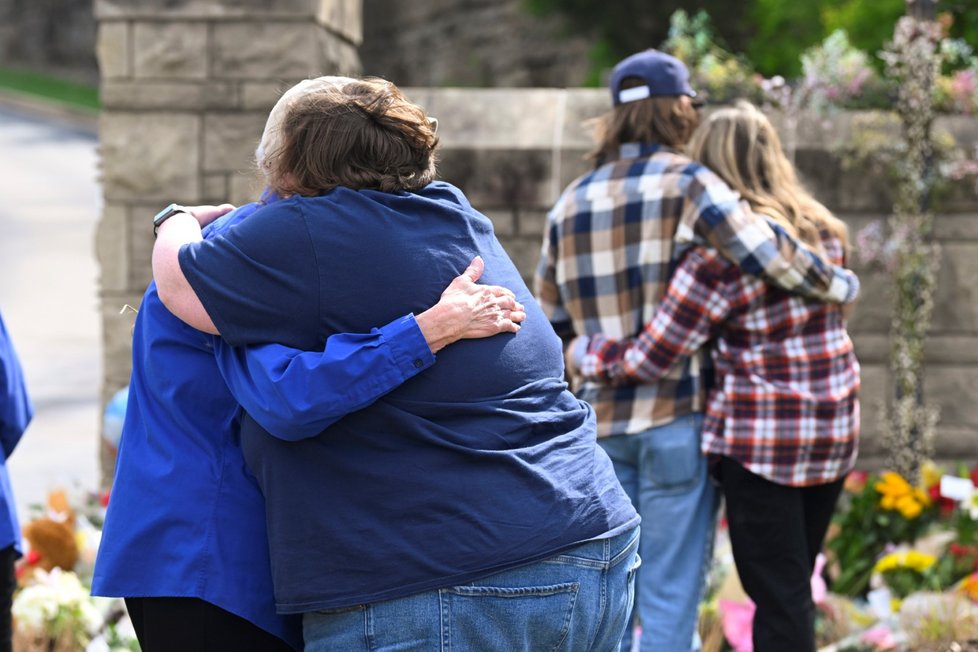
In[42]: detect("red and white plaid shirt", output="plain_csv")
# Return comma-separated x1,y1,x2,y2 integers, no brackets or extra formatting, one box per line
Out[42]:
579,233,859,487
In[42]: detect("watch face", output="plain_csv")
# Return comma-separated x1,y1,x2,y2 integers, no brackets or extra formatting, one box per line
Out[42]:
153,203,183,226
154,203,178,223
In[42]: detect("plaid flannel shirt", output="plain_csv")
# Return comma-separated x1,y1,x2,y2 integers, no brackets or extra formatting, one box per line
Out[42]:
578,234,860,487
534,142,859,438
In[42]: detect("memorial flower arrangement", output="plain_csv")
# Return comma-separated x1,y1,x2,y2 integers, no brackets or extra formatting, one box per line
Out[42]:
700,465,978,650
11,490,137,652
872,550,939,600
827,469,938,597
818,464,978,650
12,568,103,651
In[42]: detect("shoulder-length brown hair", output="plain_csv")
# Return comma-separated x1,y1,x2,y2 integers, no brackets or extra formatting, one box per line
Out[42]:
263,77,439,197
587,79,700,166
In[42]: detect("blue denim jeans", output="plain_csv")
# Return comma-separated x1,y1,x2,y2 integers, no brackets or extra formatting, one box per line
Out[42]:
302,525,640,651
598,414,718,652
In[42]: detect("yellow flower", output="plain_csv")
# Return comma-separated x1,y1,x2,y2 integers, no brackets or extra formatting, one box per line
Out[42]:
920,461,943,489
873,550,937,575
904,550,937,572
876,471,913,497
897,495,922,519
915,487,932,507
874,471,928,519
890,597,903,613
874,554,898,574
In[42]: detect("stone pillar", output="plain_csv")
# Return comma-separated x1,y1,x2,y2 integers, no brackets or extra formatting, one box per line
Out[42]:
93,0,362,485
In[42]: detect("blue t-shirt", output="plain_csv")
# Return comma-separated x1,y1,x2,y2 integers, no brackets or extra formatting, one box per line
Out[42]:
92,203,436,648
179,181,639,613
0,310,32,554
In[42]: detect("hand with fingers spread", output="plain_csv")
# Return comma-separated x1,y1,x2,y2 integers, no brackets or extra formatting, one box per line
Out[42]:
416,256,526,353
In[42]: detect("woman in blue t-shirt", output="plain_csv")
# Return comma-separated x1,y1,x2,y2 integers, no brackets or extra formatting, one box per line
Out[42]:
92,77,528,652
152,77,640,651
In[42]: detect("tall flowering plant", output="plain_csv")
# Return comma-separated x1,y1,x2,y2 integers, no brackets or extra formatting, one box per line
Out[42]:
868,14,944,485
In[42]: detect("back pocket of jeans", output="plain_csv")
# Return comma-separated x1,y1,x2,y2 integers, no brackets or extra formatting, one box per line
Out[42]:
643,428,701,493
443,582,579,652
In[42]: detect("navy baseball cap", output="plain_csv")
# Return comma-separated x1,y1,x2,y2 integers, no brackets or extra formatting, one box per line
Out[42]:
610,49,696,105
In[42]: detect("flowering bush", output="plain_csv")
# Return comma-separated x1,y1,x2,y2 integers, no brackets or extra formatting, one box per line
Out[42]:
659,9,978,116
661,10,763,104
933,24,978,114
797,30,889,112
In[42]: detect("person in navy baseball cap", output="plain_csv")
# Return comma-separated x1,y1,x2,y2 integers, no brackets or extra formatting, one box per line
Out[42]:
610,49,697,105
585,49,702,166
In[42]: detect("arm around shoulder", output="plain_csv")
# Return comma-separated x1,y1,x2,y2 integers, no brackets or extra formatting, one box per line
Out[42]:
681,166,858,304
152,205,235,334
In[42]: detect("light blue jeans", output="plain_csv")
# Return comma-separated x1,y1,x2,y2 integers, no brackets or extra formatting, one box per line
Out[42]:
598,414,718,652
302,525,640,651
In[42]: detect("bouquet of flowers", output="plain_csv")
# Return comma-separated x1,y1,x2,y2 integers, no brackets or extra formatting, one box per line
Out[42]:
828,470,936,596
12,568,103,651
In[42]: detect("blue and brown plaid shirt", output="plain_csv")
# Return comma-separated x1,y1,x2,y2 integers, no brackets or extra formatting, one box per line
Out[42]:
534,142,859,438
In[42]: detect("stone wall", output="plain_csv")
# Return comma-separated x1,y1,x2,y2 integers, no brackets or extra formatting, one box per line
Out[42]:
360,0,592,87
2,0,594,89
93,0,362,484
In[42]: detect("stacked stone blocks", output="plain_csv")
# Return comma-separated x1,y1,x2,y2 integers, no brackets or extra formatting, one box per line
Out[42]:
94,0,362,483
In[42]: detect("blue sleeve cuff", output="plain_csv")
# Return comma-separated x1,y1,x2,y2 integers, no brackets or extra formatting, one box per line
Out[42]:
379,314,436,377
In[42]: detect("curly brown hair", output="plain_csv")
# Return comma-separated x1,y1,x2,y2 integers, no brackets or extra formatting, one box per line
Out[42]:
264,77,439,197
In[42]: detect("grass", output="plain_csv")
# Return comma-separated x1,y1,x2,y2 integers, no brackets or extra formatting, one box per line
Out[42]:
0,67,99,110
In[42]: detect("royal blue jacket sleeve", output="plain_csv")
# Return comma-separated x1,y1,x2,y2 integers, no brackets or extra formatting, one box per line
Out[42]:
0,313,32,459
214,314,435,441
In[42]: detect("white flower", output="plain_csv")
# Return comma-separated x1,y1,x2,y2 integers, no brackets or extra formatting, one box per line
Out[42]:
969,492,978,520
12,569,104,638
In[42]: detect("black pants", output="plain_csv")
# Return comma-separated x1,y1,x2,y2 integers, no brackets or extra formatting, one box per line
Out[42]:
719,457,845,652
125,597,293,652
0,545,15,652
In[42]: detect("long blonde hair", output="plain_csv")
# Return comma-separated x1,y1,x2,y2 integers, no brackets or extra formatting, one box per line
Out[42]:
688,101,848,251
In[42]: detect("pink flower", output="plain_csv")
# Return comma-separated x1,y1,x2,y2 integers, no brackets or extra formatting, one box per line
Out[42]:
862,624,898,649
719,599,755,652
845,470,869,494
720,559,827,652
811,553,828,605
847,68,870,96
951,70,978,113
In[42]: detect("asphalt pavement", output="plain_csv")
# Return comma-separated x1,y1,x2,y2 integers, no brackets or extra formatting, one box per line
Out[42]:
0,102,101,519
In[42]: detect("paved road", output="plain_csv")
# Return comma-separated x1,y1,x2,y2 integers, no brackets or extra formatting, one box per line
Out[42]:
0,105,101,518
